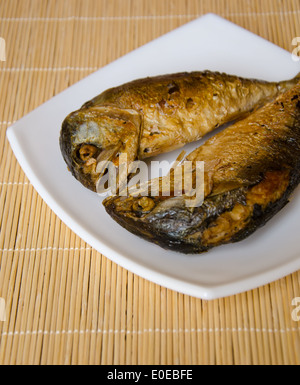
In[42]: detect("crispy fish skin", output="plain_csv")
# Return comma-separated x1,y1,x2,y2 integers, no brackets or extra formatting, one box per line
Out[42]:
60,71,300,191
103,82,300,254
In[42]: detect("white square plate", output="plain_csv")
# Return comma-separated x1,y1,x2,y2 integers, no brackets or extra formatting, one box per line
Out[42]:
7,14,300,299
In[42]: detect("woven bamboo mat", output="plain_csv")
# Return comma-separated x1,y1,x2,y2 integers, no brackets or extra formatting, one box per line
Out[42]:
0,0,300,365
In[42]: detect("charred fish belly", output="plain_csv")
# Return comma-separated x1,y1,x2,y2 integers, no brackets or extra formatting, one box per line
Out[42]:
60,71,300,191
103,81,300,254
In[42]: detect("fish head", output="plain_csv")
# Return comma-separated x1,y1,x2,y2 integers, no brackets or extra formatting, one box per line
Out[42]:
103,190,205,252
60,106,142,191
102,174,250,253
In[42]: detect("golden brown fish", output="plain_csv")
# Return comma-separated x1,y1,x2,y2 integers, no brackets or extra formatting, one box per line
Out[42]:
103,81,300,254
60,71,300,191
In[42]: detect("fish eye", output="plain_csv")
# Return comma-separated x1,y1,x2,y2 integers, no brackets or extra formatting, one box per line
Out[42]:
132,197,155,213
75,144,101,163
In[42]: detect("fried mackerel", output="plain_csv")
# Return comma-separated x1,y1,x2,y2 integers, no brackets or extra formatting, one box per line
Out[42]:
60,71,300,191
103,81,300,254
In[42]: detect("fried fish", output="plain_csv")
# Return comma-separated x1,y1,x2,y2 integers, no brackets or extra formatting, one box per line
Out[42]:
60,71,300,191
103,81,300,254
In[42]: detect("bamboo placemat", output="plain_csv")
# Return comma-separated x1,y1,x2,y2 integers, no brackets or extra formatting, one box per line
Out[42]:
0,0,300,365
